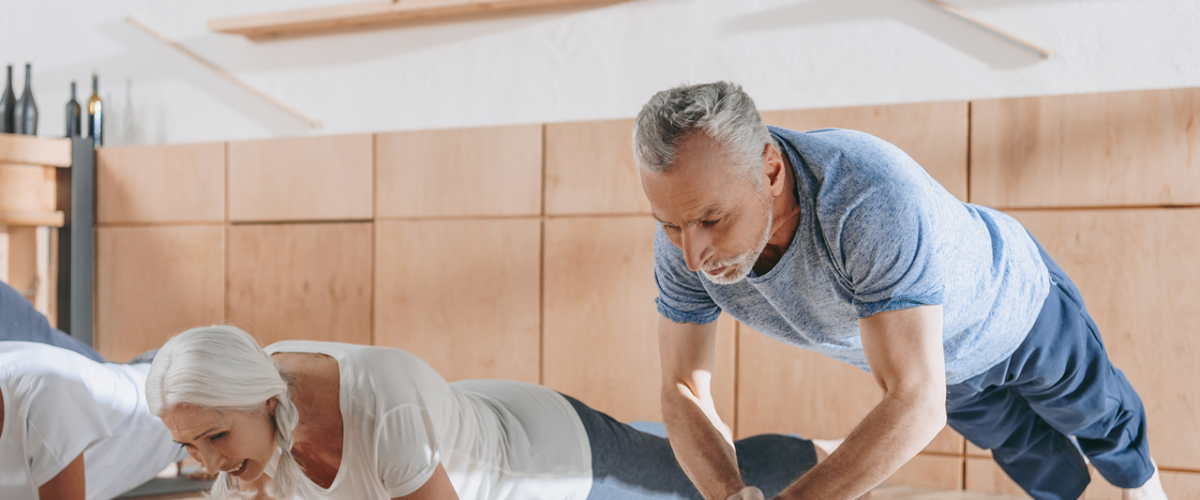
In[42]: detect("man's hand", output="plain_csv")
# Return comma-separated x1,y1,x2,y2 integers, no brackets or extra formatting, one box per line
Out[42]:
728,486,766,500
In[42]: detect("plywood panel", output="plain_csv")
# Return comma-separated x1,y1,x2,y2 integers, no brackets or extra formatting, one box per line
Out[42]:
762,101,969,201
972,88,1200,208
0,164,55,213
227,223,371,346
374,219,541,383
95,226,224,362
884,454,964,490
545,119,651,215
542,216,736,424
1012,209,1200,470
1161,471,1200,499
228,134,372,222
97,143,225,223
376,125,541,218
965,457,1028,497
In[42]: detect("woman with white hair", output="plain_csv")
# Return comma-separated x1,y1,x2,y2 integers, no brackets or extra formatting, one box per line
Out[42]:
147,325,829,500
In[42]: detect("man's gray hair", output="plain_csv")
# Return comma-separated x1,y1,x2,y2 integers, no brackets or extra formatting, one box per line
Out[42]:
632,81,773,186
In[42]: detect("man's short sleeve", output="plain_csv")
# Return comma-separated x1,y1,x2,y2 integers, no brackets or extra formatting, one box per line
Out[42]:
24,372,112,486
377,405,441,498
816,131,946,318
653,225,722,324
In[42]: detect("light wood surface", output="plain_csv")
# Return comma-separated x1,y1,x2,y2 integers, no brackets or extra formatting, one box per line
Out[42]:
541,216,737,424
0,164,56,214
971,88,1200,208
376,125,542,218
227,223,372,346
208,0,631,38
886,454,965,490
0,211,63,227
97,143,225,224
0,134,71,167
95,226,225,362
761,101,969,201
544,119,651,214
228,134,372,222
964,458,1027,497
1012,208,1200,470
374,219,541,383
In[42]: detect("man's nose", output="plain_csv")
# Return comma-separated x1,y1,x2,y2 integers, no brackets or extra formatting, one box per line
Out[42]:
681,228,711,272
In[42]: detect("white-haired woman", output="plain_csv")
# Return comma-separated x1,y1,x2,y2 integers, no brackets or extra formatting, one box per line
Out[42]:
147,326,827,500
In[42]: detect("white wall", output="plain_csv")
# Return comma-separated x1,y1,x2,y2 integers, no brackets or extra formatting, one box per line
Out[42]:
3,0,1198,145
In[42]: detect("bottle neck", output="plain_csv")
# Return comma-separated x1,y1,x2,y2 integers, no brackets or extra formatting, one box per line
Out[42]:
24,65,31,89
71,83,77,98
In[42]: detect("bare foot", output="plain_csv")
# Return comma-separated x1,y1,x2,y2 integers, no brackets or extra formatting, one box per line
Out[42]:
1123,459,1168,500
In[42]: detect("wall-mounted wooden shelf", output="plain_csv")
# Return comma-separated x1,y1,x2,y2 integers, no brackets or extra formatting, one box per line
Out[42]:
208,0,630,38
0,211,66,227
0,134,72,167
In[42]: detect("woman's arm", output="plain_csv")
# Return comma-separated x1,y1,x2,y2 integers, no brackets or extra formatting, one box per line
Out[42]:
396,464,458,500
37,453,86,500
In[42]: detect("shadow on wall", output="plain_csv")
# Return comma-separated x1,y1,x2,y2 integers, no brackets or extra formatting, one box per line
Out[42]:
723,0,1096,69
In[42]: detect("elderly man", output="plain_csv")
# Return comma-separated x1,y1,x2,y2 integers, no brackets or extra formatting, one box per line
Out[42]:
634,82,1165,500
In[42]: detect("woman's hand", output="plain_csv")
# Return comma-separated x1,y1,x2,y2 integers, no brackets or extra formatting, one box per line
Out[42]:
726,486,765,500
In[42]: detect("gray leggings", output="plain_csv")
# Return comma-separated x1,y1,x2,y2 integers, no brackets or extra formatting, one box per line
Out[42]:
562,395,817,500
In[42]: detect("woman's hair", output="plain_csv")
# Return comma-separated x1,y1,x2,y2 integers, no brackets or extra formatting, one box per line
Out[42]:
146,325,303,500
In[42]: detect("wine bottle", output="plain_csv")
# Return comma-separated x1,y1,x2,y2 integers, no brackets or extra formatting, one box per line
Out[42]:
87,73,103,146
0,65,15,133
65,81,82,137
14,63,37,135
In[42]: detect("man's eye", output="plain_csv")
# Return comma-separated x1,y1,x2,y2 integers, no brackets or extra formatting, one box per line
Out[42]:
210,432,228,442
663,225,679,231
702,219,720,227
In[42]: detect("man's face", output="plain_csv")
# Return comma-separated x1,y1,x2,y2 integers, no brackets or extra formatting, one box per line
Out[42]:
641,134,773,285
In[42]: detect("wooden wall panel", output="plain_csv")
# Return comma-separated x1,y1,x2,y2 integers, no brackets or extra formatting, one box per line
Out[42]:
97,143,225,223
0,164,55,214
374,219,541,383
761,101,969,201
227,223,371,346
542,216,736,424
965,457,1028,497
228,135,372,222
972,88,1200,208
735,328,963,454
544,119,650,215
1012,209,1200,470
95,226,224,362
376,125,542,218
884,455,964,490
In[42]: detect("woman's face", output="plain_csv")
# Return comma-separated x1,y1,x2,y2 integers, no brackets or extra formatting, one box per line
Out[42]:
161,399,278,482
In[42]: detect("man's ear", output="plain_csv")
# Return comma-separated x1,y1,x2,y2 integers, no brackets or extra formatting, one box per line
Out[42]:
762,143,787,197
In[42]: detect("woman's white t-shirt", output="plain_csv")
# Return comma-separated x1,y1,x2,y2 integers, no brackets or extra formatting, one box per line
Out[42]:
0,342,188,500
264,341,592,500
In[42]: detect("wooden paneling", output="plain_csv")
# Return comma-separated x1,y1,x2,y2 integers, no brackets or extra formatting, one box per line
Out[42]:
95,226,224,362
374,219,541,383
1012,209,1200,470
965,457,1028,497
227,223,371,346
0,164,55,213
1161,471,1200,499
884,454,964,490
544,119,651,215
761,101,969,201
228,134,372,222
972,88,1200,208
97,143,225,223
542,216,736,424
376,125,542,218
0,134,71,166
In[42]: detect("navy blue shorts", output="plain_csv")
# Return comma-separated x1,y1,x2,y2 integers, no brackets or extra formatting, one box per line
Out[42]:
946,238,1154,499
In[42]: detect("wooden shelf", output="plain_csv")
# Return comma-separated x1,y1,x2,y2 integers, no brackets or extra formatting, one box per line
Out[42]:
0,211,65,227
208,0,630,38
0,133,72,167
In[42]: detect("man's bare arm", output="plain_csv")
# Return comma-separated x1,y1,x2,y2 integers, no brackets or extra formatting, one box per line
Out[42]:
659,315,746,500
772,305,947,500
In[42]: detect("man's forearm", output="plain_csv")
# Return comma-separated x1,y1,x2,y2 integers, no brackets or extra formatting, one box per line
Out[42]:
662,383,744,500
774,390,946,500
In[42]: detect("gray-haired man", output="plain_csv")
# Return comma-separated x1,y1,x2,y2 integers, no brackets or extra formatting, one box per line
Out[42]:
635,82,1165,500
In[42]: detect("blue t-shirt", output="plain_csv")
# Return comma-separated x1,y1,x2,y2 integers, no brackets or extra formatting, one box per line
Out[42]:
653,127,1050,384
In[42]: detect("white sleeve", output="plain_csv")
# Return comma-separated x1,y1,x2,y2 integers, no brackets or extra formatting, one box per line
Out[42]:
377,405,441,498
24,372,112,487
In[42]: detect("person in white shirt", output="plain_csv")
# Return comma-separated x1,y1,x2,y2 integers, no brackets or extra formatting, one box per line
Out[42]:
0,342,189,500
148,325,828,500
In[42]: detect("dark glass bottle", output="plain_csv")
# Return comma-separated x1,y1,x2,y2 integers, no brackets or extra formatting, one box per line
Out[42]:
1,65,17,133
87,73,103,146
65,81,82,137
14,63,37,135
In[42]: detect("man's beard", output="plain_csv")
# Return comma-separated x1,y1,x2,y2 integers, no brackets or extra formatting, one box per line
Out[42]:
700,201,773,285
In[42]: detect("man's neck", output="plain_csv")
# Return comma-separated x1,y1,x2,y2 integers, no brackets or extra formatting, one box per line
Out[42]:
752,151,801,277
